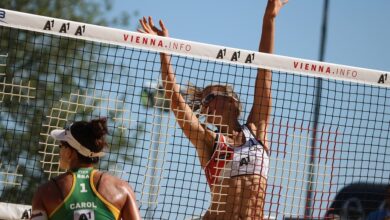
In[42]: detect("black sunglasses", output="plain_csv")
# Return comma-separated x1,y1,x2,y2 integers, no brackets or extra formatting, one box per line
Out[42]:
201,91,239,106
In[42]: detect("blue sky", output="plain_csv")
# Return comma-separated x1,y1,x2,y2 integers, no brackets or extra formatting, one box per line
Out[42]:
111,0,390,73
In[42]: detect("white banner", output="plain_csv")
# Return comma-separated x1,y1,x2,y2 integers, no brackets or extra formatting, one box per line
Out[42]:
0,202,31,219
0,8,389,87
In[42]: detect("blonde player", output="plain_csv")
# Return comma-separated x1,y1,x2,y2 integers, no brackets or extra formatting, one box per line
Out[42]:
138,0,287,219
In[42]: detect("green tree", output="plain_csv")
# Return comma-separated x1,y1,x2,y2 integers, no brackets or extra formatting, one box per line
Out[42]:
0,0,140,204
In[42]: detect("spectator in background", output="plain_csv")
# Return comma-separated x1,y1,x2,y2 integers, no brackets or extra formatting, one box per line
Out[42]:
366,185,390,220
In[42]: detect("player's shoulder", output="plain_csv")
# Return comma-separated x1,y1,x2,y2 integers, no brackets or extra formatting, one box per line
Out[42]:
94,171,134,199
35,181,51,194
95,170,129,186
39,174,57,187
38,172,70,192
35,178,57,197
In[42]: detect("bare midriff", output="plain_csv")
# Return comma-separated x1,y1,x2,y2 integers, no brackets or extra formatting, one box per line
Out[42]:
203,174,267,220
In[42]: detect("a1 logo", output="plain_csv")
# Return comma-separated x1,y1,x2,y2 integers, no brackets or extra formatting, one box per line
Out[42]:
74,209,94,220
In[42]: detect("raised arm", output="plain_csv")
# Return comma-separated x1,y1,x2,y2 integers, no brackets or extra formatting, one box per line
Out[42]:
138,17,215,167
247,0,288,147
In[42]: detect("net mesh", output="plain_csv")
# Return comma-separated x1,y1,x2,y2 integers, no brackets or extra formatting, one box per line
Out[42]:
0,8,390,220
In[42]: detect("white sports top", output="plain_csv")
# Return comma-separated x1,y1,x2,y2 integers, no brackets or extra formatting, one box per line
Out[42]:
204,125,269,185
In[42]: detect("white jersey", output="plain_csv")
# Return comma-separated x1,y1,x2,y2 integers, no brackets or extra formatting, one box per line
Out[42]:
205,125,269,185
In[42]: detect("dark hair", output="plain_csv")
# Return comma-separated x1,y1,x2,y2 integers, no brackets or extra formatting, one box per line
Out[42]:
70,117,108,163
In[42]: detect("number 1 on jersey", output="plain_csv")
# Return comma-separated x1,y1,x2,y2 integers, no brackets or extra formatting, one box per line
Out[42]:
80,183,88,193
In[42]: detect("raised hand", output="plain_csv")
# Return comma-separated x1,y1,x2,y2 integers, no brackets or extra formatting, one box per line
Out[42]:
264,0,288,18
138,16,169,37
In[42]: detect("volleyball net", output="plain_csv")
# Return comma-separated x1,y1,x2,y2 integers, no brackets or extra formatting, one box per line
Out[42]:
0,8,390,220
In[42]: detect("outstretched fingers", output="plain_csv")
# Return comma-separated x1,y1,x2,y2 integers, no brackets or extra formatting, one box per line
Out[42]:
148,16,158,32
137,16,168,37
138,17,150,33
159,20,169,37
159,20,166,31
